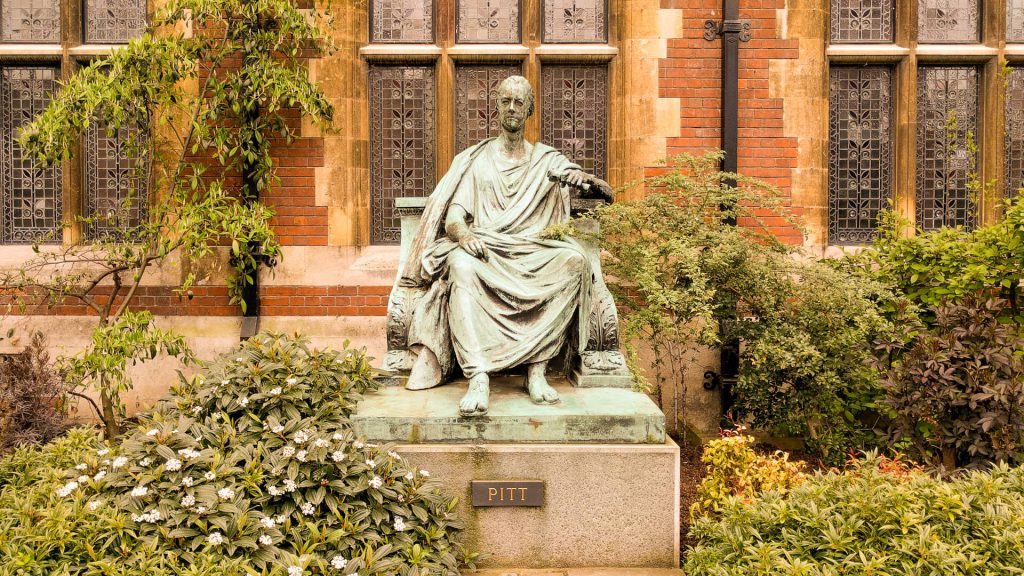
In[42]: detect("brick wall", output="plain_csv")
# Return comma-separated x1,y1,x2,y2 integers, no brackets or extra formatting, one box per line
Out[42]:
660,0,804,244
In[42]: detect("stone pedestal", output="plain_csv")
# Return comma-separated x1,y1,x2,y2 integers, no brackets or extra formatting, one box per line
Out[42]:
352,378,680,568
398,441,680,569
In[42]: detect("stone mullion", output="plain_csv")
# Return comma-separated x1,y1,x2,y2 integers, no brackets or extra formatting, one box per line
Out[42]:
522,0,541,144
436,0,454,177
62,0,84,245
980,57,1003,224
893,53,917,232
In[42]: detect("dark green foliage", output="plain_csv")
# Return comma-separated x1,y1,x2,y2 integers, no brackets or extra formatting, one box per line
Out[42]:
587,152,891,460
1,333,472,575
874,296,1024,468
0,332,69,452
686,454,1024,575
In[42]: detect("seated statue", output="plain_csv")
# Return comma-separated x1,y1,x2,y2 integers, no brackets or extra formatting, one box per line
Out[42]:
390,75,616,417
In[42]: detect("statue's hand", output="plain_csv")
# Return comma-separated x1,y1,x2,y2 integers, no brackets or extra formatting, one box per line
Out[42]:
458,233,489,261
561,169,588,189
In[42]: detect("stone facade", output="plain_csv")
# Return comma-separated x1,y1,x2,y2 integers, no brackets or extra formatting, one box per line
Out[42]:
2,1,959,435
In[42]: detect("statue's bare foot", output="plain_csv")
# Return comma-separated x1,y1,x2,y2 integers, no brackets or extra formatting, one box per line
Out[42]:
526,363,559,404
406,348,443,390
459,374,490,416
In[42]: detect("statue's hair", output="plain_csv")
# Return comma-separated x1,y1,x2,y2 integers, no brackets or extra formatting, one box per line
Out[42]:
497,75,535,117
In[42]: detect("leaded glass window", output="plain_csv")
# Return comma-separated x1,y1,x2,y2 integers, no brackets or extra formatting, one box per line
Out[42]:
542,0,607,43
917,0,980,44
830,0,894,43
916,66,978,231
541,65,607,179
457,0,520,43
372,0,434,43
85,0,147,43
454,65,521,153
828,67,893,244
1010,0,1024,43
1,66,61,244
1,0,60,43
370,66,436,244
1005,68,1024,198
85,123,149,239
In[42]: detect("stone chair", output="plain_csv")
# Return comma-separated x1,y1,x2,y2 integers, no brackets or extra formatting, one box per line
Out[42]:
380,196,634,388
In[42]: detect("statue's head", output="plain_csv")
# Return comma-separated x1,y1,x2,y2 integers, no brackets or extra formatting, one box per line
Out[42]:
496,76,534,132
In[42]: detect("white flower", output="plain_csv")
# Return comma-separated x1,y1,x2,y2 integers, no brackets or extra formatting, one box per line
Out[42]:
236,357,244,362
269,387,282,396
56,481,79,497
388,451,401,460
130,486,149,498
288,567,303,576
75,463,88,471
393,517,407,531
313,438,329,448
330,451,345,462
111,456,128,469
282,446,296,458
195,506,207,514
192,406,202,414
131,510,161,523
77,475,89,483
87,500,101,511
259,534,273,545
420,470,429,477
181,494,196,507
268,485,283,496
178,448,200,460
165,458,182,471
207,532,224,545
331,556,348,570
260,517,276,529
181,476,194,487
275,514,287,524
368,476,383,489
138,458,151,467
353,441,364,449
146,428,159,437
221,379,229,385
398,495,405,502
217,487,235,500
97,448,110,457
404,471,414,481
283,479,297,492
286,377,297,385
240,397,249,407
365,459,375,468
332,432,344,441
204,471,216,481
271,424,285,433
300,502,315,515
293,431,309,444
93,470,106,481
296,450,307,462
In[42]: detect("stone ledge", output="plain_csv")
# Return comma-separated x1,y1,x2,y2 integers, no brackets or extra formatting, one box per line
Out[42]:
353,377,666,444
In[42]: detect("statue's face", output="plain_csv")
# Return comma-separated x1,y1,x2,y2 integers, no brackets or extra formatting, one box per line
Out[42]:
496,85,531,133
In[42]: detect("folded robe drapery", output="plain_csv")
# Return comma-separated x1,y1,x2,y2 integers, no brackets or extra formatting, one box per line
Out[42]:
405,139,593,379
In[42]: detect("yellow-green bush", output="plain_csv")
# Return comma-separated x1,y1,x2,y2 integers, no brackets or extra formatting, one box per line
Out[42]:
690,434,806,519
686,454,1024,575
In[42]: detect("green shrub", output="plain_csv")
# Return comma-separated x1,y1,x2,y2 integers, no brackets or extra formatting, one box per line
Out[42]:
1,333,472,575
686,454,1024,575
873,296,1024,468
691,433,806,519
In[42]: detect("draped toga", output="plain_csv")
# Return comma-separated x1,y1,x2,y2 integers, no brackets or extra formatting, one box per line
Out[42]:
405,138,593,379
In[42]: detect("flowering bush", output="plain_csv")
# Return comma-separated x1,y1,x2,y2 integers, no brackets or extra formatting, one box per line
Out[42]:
690,432,806,519
3,332,473,575
686,454,1024,575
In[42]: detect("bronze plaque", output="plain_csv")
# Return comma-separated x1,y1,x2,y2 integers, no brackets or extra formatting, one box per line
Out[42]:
471,480,544,507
